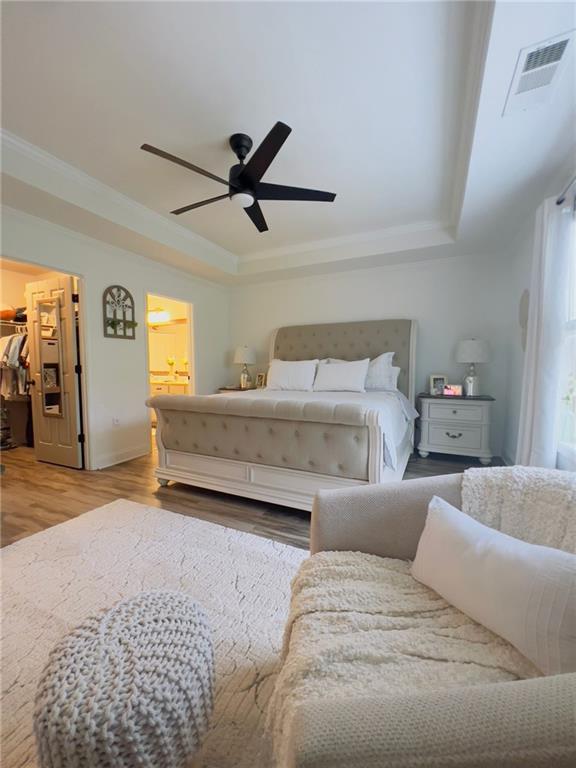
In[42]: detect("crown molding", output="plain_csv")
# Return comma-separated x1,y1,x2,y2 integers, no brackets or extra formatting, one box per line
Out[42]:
239,220,454,275
2,129,465,281
449,1,495,234
2,204,232,293
1,130,238,275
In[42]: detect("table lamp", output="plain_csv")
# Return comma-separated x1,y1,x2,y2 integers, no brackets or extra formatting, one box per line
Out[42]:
455,339,490,397
233,345,256,389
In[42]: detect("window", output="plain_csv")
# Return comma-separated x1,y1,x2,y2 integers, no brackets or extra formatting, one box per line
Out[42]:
557,204,576,470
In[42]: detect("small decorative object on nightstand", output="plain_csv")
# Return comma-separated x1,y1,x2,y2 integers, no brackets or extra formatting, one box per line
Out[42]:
455,339,490,397
417,393,494,465
233,345,256,389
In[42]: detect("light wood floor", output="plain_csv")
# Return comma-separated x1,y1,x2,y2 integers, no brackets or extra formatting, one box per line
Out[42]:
0,443,502,549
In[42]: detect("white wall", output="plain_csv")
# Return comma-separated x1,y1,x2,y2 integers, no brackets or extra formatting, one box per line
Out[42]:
2,207,230,469
4,205,536,468
229,252,517,456
501,214,535,464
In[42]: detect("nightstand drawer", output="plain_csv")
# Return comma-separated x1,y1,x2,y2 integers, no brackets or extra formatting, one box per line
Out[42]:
428,424,482,450
428,403,484,422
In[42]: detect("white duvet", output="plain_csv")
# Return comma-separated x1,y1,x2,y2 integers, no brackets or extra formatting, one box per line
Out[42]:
217,389,418,470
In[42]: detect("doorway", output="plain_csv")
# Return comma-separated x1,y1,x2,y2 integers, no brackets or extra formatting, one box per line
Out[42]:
146,294,194,427
0,258,86,469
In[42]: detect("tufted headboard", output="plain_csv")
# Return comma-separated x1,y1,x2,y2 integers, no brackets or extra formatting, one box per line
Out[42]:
270,319,416,403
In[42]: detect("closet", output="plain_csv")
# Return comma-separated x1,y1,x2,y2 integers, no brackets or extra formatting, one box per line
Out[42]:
0,260,85,468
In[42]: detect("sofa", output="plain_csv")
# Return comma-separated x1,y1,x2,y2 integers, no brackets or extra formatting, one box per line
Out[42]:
270,472,576,768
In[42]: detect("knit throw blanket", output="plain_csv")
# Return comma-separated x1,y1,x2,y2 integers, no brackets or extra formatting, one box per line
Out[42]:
461,466,576,553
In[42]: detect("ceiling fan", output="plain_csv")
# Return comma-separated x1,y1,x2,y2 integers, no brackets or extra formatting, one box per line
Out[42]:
141,121,336,233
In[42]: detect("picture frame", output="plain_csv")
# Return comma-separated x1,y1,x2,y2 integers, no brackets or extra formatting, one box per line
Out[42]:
256,372,267,389
429,374,448,395
444,384,462,396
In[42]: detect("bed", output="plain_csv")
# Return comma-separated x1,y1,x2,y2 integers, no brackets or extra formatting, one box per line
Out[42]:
147,319,417,511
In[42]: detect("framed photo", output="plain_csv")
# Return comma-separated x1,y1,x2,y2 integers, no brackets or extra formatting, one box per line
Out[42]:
429,374,448,395
444,384,462,396
256,372,267,389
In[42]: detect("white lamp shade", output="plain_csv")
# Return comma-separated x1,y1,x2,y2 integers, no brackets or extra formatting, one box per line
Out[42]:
233,345,256,365
455,339,490,364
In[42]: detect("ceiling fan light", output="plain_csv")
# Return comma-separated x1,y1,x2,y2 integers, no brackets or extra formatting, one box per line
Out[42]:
230,192,255,209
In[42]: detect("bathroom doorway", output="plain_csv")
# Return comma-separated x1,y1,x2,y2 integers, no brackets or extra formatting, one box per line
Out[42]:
146,294,194,427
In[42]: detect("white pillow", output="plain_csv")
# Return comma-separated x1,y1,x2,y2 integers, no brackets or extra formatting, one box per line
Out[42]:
365,351,396,390
411,495,576,675
313,358,369,392
372,365,400,391
266,359,318,391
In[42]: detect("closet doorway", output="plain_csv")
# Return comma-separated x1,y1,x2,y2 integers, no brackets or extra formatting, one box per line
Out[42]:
1,259,86,469
146,294,194,427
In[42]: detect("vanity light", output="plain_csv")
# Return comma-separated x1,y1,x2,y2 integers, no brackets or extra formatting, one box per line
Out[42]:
147,309,170,326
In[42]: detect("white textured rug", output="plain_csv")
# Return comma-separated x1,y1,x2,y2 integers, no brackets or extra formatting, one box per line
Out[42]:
1,499,307,768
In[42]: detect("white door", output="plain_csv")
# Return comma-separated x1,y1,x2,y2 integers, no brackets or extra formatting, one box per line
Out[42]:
26,276,83,468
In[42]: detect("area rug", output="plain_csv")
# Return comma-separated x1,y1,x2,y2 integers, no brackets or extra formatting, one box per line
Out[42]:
1,499,308,767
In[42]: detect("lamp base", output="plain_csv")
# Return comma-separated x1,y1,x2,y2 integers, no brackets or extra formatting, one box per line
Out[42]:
239,364,253,390
463,364,479,397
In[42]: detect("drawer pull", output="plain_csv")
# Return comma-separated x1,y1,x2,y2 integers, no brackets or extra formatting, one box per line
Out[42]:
452,409,457,414
445,432,463,439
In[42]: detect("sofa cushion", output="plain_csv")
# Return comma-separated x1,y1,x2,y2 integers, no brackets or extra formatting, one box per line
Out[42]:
269,551,541,763
412,496,576,675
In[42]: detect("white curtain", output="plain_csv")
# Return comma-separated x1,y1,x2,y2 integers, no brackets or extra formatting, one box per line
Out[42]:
516,196,574,468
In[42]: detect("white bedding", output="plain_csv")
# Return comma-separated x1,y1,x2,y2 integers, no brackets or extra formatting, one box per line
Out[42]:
215,389,417,470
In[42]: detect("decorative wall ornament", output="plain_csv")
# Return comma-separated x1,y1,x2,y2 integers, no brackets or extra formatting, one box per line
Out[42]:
102,285,138,340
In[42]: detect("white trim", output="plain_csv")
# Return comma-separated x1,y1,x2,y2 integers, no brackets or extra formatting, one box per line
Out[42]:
242,220,451,263
2,206,231,295
93,443,151,470
449,1,494,234
1,130,238,275
239,222,453,275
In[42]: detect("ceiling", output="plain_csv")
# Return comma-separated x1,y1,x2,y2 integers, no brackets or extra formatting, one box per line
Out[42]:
1,1,575,281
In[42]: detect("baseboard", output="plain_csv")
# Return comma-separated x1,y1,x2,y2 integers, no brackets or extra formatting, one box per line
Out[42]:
93,444,151,470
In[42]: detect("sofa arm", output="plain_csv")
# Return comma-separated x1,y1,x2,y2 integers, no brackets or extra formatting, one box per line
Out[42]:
310,474,462,559
285,674,576,768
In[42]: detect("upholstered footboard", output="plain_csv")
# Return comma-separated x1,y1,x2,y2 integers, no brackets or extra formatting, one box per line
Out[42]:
147,395,411,510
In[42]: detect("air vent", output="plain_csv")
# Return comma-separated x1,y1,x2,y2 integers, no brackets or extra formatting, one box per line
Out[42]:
524,39,569,72
503,31,574,116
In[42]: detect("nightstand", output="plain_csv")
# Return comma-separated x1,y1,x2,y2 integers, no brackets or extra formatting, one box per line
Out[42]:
217,386,256,393
417,394,494,465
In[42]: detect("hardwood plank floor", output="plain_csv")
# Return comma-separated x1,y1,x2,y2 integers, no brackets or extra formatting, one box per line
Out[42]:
0,443,502,549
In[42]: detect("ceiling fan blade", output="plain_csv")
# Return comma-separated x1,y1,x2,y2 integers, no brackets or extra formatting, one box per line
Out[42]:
244,200,268,232
255,182,336,202
141,143,236,189
240,122,292,183
171,194,229,215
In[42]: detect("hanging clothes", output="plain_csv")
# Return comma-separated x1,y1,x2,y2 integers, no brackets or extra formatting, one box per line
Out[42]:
0,333,29,398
